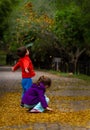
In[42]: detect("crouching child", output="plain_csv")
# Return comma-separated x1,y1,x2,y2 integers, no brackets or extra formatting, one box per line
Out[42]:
22,75,53,113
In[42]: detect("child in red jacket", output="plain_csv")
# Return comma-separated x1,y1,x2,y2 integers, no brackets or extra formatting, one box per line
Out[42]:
12,46,35,106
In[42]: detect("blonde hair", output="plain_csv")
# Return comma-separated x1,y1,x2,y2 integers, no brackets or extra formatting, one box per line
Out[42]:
36,75,51,87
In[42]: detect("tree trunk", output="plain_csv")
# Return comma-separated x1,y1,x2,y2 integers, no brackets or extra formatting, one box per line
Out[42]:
74,59,78,74
69,48,86,74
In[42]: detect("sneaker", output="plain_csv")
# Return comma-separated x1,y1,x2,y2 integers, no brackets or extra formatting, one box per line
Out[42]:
29,109,41,113
28,108,33,111
20,103,24,107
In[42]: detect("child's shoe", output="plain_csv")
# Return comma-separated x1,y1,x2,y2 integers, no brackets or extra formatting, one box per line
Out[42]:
29,109,41,113
20,103,24,107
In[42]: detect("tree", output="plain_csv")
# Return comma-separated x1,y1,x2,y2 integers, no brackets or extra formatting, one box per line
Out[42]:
6,1,54,52
53,3,89,73
0,0,18,50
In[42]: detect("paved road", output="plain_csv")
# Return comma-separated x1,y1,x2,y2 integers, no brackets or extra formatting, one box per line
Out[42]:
0,66,90,130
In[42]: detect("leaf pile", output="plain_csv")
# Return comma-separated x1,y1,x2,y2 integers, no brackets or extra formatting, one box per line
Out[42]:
0,92,90,129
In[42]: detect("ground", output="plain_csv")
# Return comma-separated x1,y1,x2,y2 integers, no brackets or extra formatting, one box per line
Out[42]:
0,66,90,130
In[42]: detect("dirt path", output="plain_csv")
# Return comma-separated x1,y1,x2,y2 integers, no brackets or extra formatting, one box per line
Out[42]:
0,66,90,111
0,66,90,130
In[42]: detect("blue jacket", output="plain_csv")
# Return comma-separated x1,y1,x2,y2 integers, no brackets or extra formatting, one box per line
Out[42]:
22,83,48,108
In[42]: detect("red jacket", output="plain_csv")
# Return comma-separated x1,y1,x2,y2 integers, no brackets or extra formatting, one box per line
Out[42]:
13,55,35,78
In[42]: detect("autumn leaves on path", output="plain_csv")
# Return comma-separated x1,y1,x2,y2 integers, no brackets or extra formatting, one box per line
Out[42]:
0,67,90,129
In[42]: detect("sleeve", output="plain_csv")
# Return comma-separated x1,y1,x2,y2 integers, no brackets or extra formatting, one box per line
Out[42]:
13,61,20,71
38,89,48,109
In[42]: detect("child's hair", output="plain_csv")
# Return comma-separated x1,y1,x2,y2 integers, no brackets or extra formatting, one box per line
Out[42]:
17,46,27,57
36,75,51,87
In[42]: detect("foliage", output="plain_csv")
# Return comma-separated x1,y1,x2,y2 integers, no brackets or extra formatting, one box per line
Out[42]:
0,0,18,49
0,0,90,74
53,3,90,73
54,3,87,47
5,1,54,51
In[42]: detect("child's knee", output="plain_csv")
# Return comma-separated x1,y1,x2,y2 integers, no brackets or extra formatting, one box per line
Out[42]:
46,97,49,103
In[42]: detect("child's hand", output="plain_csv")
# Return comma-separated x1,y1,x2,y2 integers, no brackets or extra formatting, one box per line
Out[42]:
26,49,29,55
46,107,53,111
12,67,14,71
25,68,29,73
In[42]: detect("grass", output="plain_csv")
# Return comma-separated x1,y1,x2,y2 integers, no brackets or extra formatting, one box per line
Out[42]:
0,55,6,65
73,73,90,81
38,69,90,82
